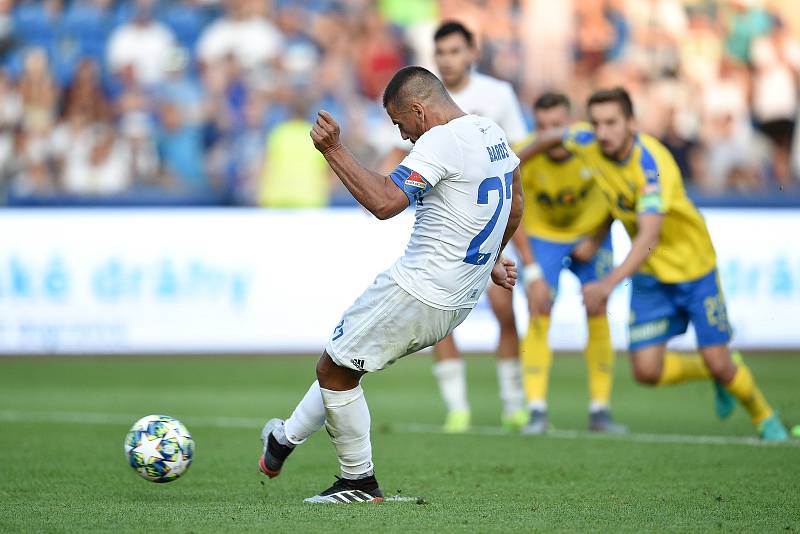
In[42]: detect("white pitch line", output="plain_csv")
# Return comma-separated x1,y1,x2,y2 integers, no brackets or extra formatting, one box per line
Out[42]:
390,422,800,448
0,410,797,449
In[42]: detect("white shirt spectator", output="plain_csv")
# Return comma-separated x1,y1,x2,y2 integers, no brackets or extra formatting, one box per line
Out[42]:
196,15,284,70
448,72,527,144
751,33,800,122
62,127,132,195
107,20,177,86
0,77,21,176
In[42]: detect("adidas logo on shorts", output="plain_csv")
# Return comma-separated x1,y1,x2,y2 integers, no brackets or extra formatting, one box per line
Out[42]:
351,359,365,371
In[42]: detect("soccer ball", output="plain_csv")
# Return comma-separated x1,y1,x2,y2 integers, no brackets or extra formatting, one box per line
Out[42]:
124,414,194,483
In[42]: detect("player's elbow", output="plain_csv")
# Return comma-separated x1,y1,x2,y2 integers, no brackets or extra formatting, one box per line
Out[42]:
372,207,393,220
371,189,408,220
371,202,401,220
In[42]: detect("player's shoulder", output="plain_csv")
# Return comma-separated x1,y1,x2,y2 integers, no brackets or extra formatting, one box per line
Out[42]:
410,120,465,170
563,121,597,150
415,121,457,147
636,133,679,176
636,133,681,185
637,133,671,159
567,121,595,139
471,72,516,94
438,113,503,140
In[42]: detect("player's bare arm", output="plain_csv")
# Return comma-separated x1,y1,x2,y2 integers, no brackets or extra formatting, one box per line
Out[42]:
582,213,663,314
378,146,408,175
514,128,566,165
500,166,524,252
491,166,524,290
511,214,552,315
571,216,613,263
311,110,409,220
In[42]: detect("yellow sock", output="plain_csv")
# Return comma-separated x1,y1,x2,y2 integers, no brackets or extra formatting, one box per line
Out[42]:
658,352,711,386
725,363,773,424
585,315,613,405
521,316,551,404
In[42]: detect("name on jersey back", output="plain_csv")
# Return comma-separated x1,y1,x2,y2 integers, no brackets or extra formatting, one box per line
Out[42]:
487,141,511,163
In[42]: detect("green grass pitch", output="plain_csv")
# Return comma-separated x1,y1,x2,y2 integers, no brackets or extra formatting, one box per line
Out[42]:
1,353,798,532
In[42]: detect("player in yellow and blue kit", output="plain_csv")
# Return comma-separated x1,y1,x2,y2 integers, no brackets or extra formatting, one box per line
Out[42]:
518,87,788,440
511,93,626,434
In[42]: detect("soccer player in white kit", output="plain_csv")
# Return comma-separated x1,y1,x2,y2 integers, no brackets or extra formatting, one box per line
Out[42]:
258,66,523,503
383,21,529,433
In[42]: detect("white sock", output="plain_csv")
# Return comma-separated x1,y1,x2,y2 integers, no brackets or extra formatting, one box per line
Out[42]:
496,358,525,416
320,384,373,480
433,359,469,413
283,380,326,445
528,399,547,412
589,400,609,414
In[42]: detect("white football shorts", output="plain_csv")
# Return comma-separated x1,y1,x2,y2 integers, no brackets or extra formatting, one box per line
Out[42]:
325,270,472,373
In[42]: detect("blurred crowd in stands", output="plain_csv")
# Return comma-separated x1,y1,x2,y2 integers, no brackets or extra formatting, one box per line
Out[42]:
1,0,799,206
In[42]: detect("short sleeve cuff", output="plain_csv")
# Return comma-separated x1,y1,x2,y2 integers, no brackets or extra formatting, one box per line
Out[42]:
637,193,666,214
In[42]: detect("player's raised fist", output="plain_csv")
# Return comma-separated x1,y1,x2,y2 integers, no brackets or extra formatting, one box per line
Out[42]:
310,110,342,155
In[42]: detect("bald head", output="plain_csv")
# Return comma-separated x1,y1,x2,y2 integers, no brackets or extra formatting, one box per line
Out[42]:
382,66,452,110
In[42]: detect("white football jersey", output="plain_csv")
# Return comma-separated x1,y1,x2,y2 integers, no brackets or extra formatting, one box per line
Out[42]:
388,114,520,310
448,72,527,144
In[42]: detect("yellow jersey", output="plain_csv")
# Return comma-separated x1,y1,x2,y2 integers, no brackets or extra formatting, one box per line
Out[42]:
514,133,610,243
563,123,716,283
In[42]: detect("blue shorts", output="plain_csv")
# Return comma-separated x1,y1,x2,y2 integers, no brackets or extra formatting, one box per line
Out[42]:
628,268,732,351
528,234,614,294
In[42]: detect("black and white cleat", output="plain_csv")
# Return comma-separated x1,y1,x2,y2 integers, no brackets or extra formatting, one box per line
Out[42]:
304,475,384,503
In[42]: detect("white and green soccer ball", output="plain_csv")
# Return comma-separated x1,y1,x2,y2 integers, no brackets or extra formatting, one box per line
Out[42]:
124,414,194,483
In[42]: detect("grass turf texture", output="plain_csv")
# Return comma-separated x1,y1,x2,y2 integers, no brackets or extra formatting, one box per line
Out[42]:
1,353,798,532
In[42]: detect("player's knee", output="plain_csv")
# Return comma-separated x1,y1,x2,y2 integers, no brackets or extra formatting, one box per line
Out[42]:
587,306,607,318
631,359,660,385
316,352,342,387
433,336,460,360
496,312,517,335
315,353,333,384
530,310,551,321
491,302,515,325
316,351,362,390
